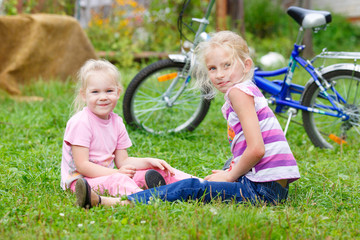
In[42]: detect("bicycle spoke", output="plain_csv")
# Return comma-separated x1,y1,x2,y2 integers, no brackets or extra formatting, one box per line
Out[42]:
141,110,157,125
173,99,200,105
135,88,164,98
124,60,210,133
134,106,167,117
133,98,163,105
171,103,201,110
315,117,341,129
353,80,360,105
352,125,360,134
177,94,202,101
302,67,360,148
344,78,353,103
172,106,200,112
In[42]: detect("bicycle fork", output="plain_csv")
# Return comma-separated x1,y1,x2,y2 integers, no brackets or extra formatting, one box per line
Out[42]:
162,55,192,107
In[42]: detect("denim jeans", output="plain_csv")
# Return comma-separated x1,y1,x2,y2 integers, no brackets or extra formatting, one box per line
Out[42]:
127,176,289,205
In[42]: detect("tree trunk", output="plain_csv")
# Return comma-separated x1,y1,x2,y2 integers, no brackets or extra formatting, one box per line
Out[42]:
16,0,23,13
227,0,245,38
216,0,227,30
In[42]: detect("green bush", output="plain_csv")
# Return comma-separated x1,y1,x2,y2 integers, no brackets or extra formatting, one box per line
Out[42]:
84,0,214,67
313,14,360,52
243,3,360,60
2,0,75,15
243,0,285,38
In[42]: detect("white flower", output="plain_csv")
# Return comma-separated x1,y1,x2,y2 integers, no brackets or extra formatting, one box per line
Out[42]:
78,224,83,228
59,213,65,217
90,221,95,224
210,208,218,215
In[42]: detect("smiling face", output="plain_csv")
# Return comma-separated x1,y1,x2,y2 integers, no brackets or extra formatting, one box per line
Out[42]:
205,46,251,93
82,71,120,120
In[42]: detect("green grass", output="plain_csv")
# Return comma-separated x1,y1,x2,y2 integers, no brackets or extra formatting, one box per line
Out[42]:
1,71,359,239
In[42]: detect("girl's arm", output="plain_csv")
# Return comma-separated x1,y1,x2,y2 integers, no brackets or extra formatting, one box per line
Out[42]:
114,149,175,175
205,88,265,182
72,145,120,178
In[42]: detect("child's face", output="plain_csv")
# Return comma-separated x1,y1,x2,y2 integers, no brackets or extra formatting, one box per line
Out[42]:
205,46,251,93
82,71,120,120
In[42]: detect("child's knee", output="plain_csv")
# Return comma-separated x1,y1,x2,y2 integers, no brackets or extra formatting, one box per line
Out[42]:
108,172,136,186
185,178,205,188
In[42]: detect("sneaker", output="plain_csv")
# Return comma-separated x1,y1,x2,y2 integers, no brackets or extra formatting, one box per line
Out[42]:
145,169,166,189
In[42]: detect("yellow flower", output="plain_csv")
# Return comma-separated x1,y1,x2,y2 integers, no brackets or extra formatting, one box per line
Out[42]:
116,0,137,7
119,19,130,28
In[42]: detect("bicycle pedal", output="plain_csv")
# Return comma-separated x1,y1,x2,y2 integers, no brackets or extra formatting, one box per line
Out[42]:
287,108,298,117
267,97,275,105
283,108,298,136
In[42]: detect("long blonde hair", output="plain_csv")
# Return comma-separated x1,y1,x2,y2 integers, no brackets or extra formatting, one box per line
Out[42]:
72,59,123,114
192,31,254,99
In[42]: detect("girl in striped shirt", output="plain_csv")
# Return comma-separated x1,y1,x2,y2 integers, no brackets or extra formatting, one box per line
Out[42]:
194,30,301,203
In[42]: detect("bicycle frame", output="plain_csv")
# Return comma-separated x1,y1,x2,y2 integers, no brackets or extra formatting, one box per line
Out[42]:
254,34,353,121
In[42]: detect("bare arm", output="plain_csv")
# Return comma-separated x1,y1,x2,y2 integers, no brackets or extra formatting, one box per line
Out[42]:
205,88,265,182
72,145,119,178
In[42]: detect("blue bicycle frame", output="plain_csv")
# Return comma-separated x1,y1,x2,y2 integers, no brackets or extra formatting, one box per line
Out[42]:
251,5,356,123
254,43,347,120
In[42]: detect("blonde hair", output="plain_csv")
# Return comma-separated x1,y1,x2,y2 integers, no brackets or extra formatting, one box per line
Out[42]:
72,59,123,114
192,30,254,99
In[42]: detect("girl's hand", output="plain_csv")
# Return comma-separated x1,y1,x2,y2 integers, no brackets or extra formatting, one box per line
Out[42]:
118,165,136,178
147,158,175,177
204,170,235,182
114,150,175,177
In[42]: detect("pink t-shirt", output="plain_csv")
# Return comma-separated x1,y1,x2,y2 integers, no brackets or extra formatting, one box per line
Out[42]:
60,107,132,189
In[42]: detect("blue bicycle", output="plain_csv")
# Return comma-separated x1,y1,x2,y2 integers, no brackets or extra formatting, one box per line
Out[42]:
123,1,360,149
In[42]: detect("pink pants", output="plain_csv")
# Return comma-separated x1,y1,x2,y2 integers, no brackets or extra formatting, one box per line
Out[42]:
70,168,193,197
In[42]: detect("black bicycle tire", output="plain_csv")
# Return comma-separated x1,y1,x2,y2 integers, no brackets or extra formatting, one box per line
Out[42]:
301,67,360,148
122,58,211,133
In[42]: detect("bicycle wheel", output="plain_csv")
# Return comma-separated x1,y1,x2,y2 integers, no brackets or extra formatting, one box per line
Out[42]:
301,64,360,148
123,59,211,134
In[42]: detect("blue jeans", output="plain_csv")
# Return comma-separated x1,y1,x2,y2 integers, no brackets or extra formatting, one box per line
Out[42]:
127,176,288,205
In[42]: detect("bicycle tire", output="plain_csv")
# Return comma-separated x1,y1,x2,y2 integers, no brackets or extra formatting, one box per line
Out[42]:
123,59,211,134
301,64,360,148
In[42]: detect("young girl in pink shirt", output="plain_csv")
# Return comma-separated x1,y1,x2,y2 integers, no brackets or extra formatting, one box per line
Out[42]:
60,59,192,197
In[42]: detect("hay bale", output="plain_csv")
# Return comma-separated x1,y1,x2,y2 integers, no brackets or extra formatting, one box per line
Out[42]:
0,14,97,95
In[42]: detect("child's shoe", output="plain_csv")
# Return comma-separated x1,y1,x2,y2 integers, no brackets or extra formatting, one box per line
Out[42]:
75,178,101,209
145,169,166,189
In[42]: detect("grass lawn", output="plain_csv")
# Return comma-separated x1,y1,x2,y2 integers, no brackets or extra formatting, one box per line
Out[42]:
1,69,359,239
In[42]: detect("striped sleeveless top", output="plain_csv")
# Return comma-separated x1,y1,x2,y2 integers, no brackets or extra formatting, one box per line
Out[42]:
222,80,300,183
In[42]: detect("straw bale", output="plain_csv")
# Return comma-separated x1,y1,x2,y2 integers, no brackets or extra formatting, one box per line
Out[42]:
0,14,97,94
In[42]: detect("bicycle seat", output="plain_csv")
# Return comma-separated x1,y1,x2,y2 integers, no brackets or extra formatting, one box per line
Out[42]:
287,6,332,29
